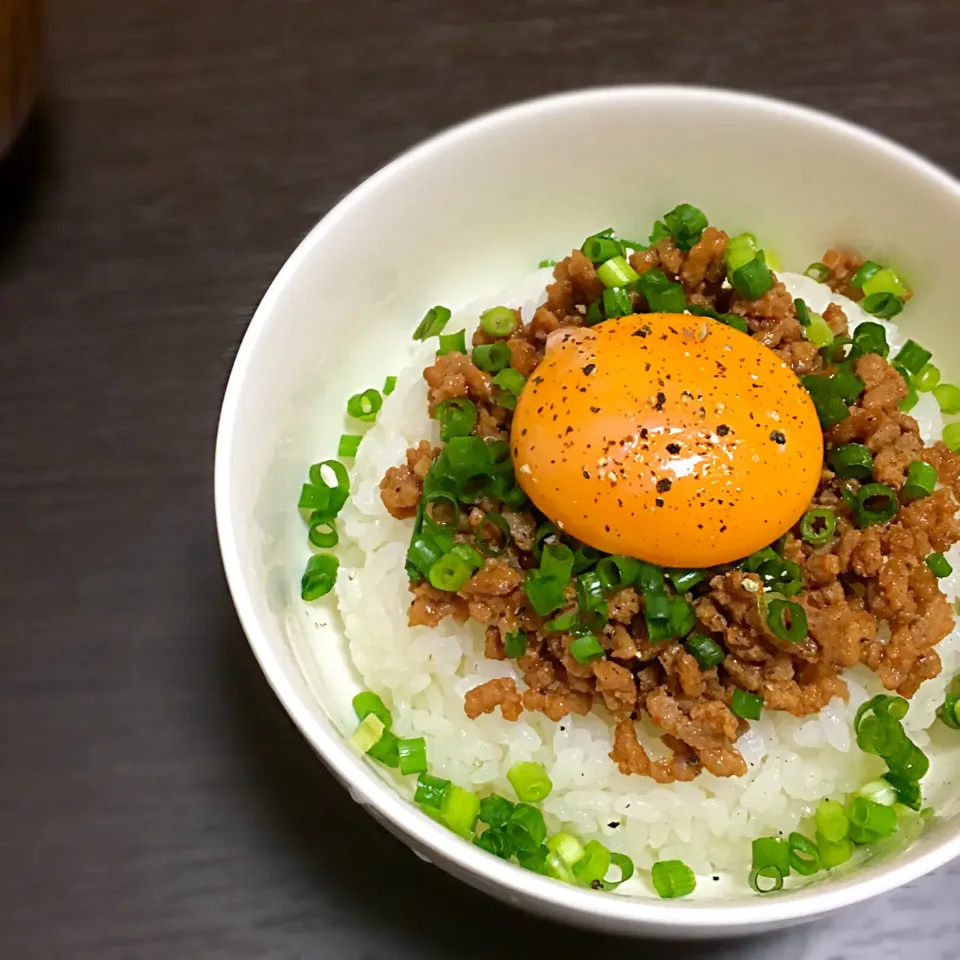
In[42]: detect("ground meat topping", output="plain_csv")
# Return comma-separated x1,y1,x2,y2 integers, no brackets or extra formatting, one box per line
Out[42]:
464,677,524,721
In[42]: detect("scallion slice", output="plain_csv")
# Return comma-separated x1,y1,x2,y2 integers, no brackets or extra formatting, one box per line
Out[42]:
596,255,639,288
725,232,758,273
914,363,940,392
731,688,763,720
338,434,362,458
926,552,952,578
668,596,697,637
651,859,696,899
413,305,451,340
504,630,528,658
428,552,473,591
852,320,889,359
397,737,428,775
437,329,467,356
685,633,725,669
788,832,821,876
766,599,807,642
667,568,706,592
636,268,686,313
602,286,633,319
301,553,339,600
794,297,811,327
800,507,836,545
507,761,553,802
568,634,604,664
474,511,511,556
944,423,960,452
804,310,835,349
434,397,478,441
493,367,526,397
663,203,708,251
902,460,937,501
581,232,622,265
731,258,774,300
849,260,881,288
752,836,790,876
350,713,386,754
415,773,451,809
848,796,898,841
472,342,512,372
894,339,932,375
804,262,830,282
440,785,480,837
829,443,873,480
597,556,642,591
815,799,850,843
346,388,383,422
541,542,575,585
538,258,557,269
479,305,517,337
749,865,784,894
523,574,566,616
573,840,611,887
862,291,903,319
862,266,908,298
853,483,898,527
308,513,338,549
933,383,960,415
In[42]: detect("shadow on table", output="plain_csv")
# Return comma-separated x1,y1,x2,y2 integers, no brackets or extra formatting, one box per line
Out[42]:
216,592,809,960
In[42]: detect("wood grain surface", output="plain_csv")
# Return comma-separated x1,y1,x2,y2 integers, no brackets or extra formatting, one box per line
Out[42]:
2,2,960,957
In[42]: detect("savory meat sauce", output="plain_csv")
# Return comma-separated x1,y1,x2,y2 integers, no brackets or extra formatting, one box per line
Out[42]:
379,236,960,783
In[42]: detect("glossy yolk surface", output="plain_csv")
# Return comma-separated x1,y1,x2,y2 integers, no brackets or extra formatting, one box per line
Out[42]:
511,313,823,567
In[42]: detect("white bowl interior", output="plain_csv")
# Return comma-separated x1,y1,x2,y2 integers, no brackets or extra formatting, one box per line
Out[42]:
216,87,960,936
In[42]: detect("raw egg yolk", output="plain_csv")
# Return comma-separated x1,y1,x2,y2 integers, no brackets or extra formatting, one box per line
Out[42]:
511,313,823,567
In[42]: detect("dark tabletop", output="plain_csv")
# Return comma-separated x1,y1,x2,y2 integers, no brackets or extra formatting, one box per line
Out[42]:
3,2,960,957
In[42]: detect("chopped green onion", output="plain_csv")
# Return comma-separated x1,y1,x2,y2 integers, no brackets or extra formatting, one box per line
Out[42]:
685,633,726,669
301,553,339,600
596,556,642,591
523,573,567,616
815,799,850,843
602,286,633,319
902,460,937,501
731,688,763,720
414,773,451,809
635,561,665,594
944,423,960,452
569,634,605,664
894,340,933,376
731,258,774,300
763,249,782,271
914,363,940,392
852,320,889,359
766,599,807,642
900,386,919,413
546,831,585,877
544,610,578,632
599,852,635,891
686,303,749,333
397,737,428,775
596,255,639,288
649,220,671,245
788,832,821,876
493,367,526,396
338,434,362,458
575,570,606,611
346,388,383,422
884,772,923,809
437,329,467,356
804,311,835,349
366,726,400,766
636,268,686,313
805,262,830,282
434,397,478,441
743,546,779,572
474,826,512,859
818,837,853,869
298,482,330,511
855,779,897,807
352,691,393,729
749,865,784,894
667,568,706,592
308,513,338,549
572,544,604,573
413,305,452,340
862,266,908,298
506,761,553,802
504,630,528,658
573,840,611,886
794,298,811,327
517,844,550,874
478,794,515,827
800,507,836,545
829,443,873,480
581,233,622,265
663,203,708,251
440,785,480,837
849,260,881,288
725,232,758,273
646,617,675,643
668,596,697,637
862,292,903,320
651,859,697,899
506,803,547,852
933,383,960,415
474,511,511,556
643,592,670,621
848,796,898,841
428,552,473,591
538,258,557,269
757,558,803,597
350,713,386,754
472,342,512,372
926,552,952,578
853,483,898,526
584,300,604,326
479,306,517,337
752,836,790,879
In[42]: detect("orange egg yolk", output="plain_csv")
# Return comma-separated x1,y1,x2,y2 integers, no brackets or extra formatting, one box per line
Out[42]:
510,313,823,567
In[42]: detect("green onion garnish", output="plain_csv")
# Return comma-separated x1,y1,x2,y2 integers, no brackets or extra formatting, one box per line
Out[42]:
933,383,960,414
338,434,362,458
937,691,960,730
849,260,881,288
749,865,784,894
751,836,789,887
544,610,578,632
861,266,907,298
900,385,919,413
818,837,853,869
350,713,386,755
575,569,606,612
346,388,383,422
353,691,392,728
794,297,811,327
413,305,452,340
686,303,749,333
731,688,763,720
862,292,903,319
804,262,830,282
725,232,758,274
523,573,566,616
506,802,547,853
731,258,774,300
479,305,517,337
800,507,836,545
434,397,478,441
602,286,633,319
852,483,898,527
802,375,849,429
572,839,611,887
815,798,849,843
914,363,940,392
538,258,557,269
475,511,510,556
651,859,696,899
597,556,642,591
902,460,937,501
636,268,686,313
668,596,697,637
308,513,338,549
493,367,526,397
437,329,467,356
383,375,397,395
894,339,933,376
635,561,665,594
568,634,604,664
504,630,528,658
852,320,889,358
440,785,480,837
848,796,898,841
944,423,960,452
685,633,725,669
472,342,511,372
584,300,604,327
507,761,553,803
766,599,807,642
581,232,622,265
667,568,706,592
428,552,473,591
829,443,874,480
855,778,897,807
596,255,639,288
804,310,835,349
479,793,515,827
663,203,708,251
397,737,428,775
649,220,671,245
415,773,451,809
599,852,635,891
301,553,339,600
926,552,952,578
788,832,821,876
545,831,585,883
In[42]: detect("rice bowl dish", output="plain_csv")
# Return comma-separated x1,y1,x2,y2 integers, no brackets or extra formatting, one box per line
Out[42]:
290,205,960,900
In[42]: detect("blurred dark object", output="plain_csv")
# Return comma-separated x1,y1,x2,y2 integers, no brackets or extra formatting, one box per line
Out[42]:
0,0,42,157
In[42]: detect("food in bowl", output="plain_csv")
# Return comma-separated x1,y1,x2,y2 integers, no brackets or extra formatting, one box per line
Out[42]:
295,203,960,899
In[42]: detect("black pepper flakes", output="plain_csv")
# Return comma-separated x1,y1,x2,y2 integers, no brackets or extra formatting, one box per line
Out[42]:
666,442,681,455
582,363,596,375
716,424,729,436
656,478,672,493
655,497,664,507
771,430,786,445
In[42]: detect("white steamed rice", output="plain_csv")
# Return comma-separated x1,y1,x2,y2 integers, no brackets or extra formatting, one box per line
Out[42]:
334,267,960,887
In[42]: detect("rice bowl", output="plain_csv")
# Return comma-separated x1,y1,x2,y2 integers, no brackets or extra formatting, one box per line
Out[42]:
216,86,960,936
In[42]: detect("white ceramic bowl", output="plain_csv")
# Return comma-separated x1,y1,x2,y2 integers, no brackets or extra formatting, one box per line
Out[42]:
215,86,960,938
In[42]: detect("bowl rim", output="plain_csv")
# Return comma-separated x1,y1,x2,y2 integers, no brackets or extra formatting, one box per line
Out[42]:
215,84,960,931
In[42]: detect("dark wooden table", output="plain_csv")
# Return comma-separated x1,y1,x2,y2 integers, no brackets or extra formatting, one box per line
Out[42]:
3,2,960,957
